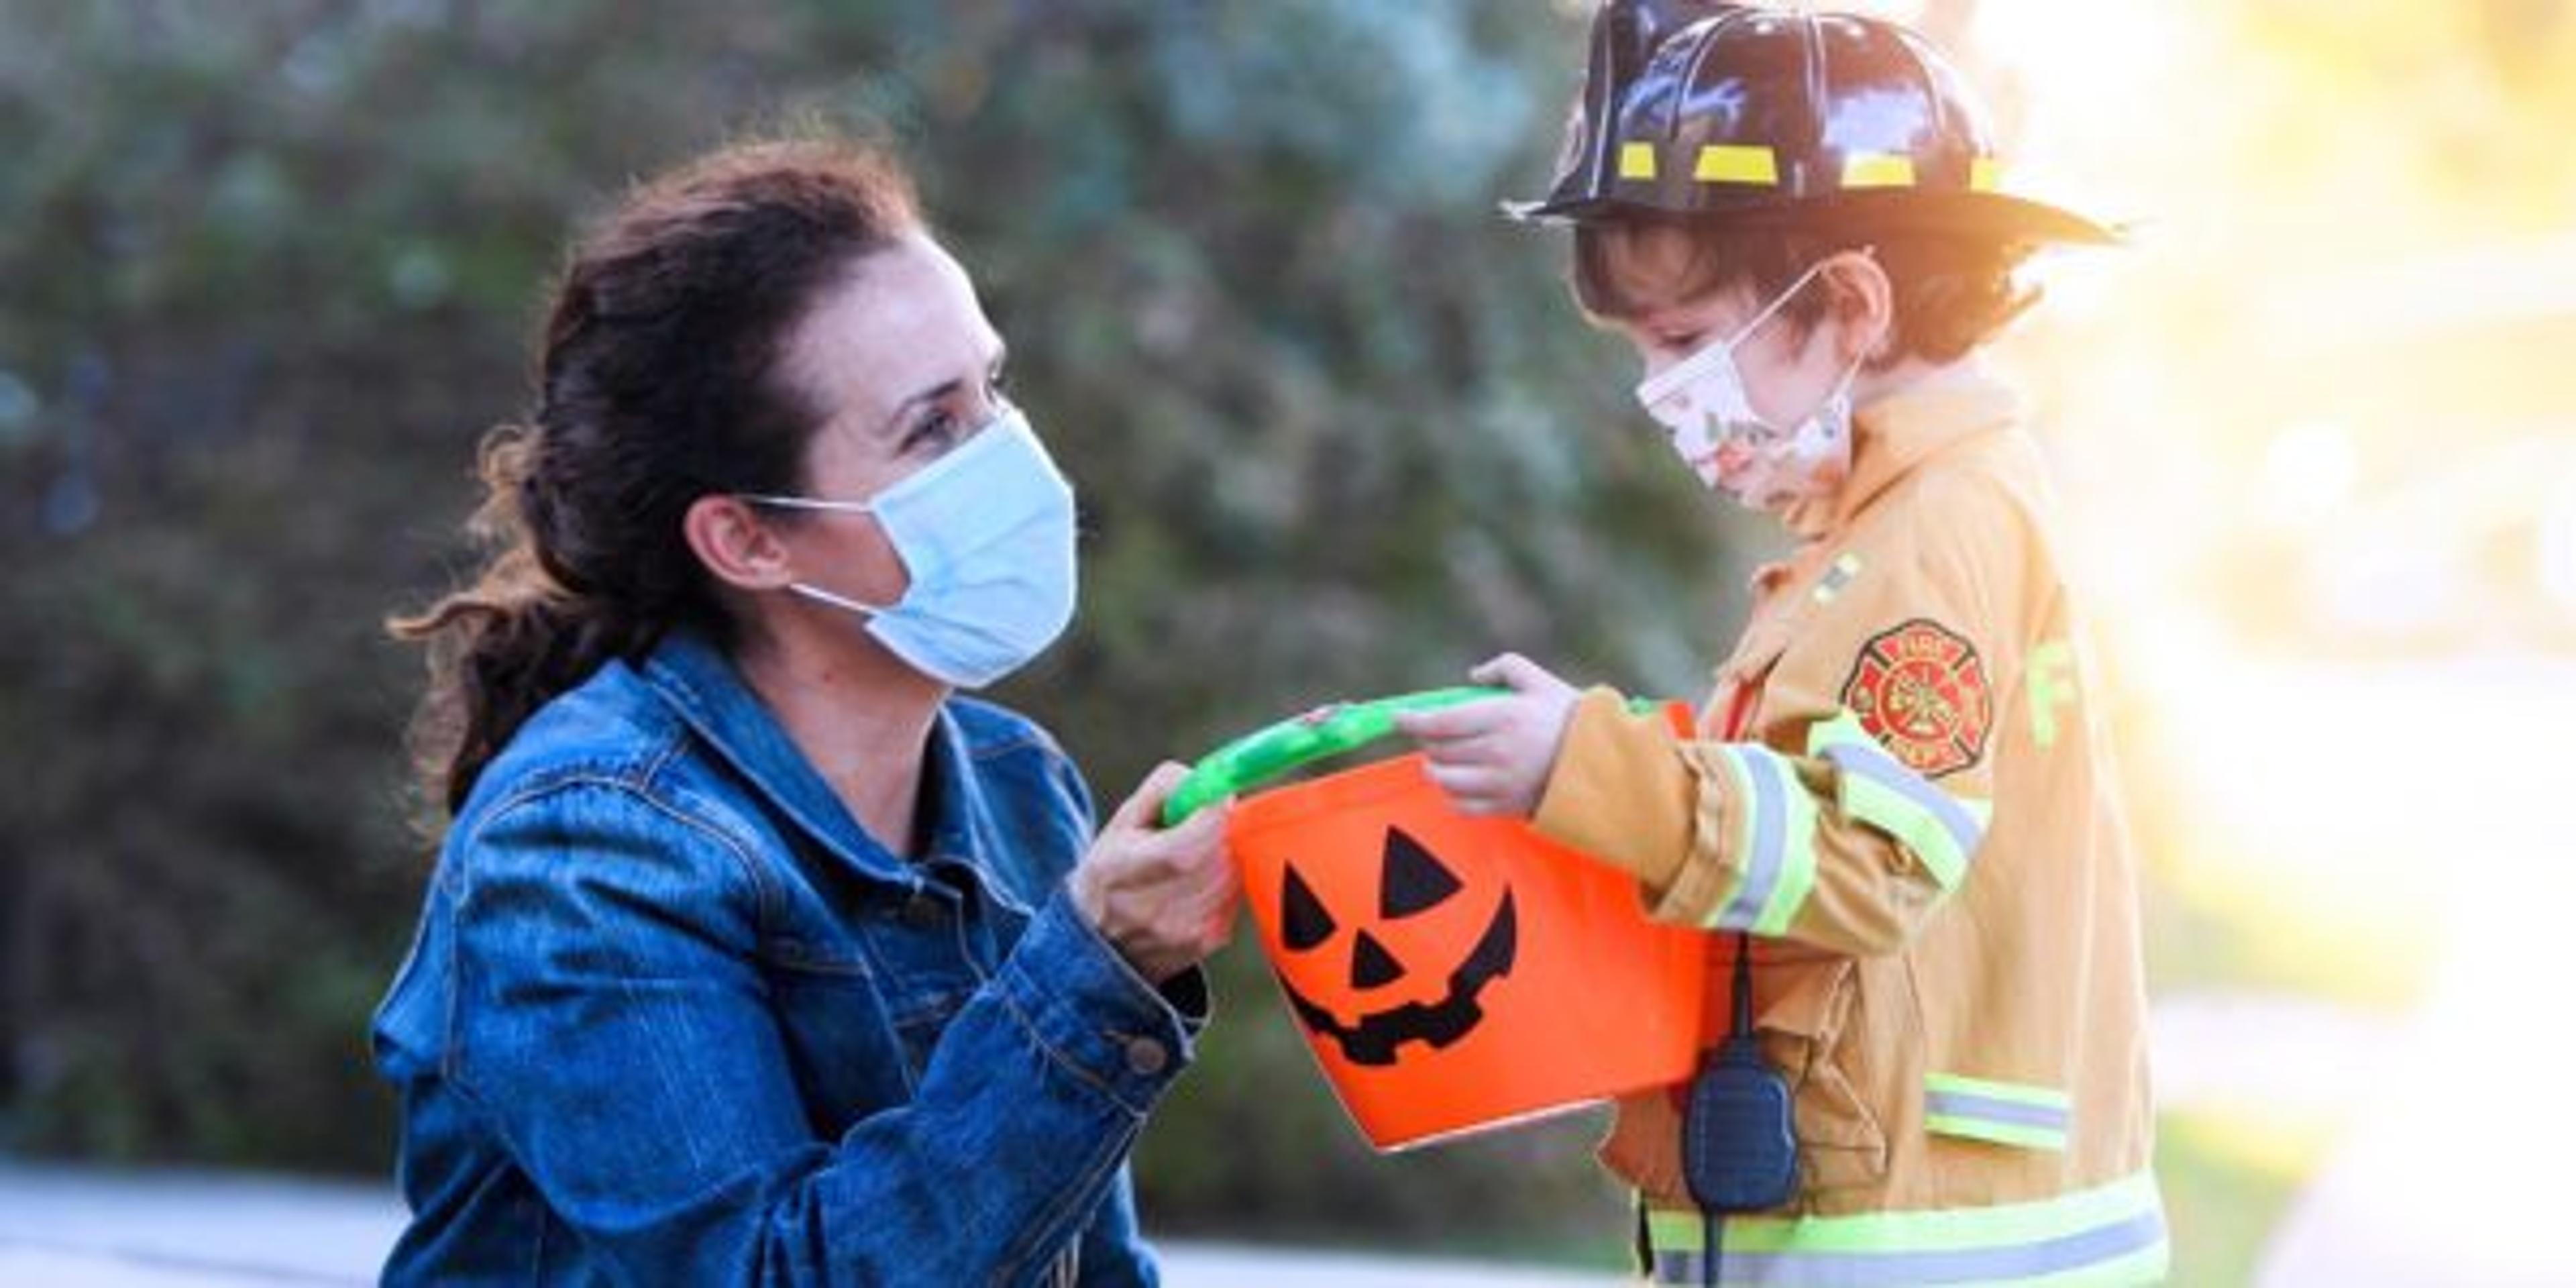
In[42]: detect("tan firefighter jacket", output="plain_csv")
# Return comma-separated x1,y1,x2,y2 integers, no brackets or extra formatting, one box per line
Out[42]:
1532,367,2167,1285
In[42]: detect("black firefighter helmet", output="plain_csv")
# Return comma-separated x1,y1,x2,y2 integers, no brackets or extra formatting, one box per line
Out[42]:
1507,0,2117,246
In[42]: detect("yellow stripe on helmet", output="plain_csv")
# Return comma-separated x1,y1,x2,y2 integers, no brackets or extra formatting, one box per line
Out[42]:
1841,152,1917,189
1693,144,1779,186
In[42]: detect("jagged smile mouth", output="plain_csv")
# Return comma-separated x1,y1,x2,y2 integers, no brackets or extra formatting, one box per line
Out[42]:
1274,891,1518,1067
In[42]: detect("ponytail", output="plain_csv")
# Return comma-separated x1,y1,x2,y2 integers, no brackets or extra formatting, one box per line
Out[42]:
389,427,661,819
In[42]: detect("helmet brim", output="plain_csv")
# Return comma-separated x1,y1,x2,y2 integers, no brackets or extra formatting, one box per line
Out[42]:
1505,187,2124,248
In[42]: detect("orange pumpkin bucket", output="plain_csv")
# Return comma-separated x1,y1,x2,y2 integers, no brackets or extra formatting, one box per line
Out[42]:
1165,689,1711,1151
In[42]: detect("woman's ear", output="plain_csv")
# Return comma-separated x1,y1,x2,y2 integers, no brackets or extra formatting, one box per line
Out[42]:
684,494,794,591
1827,248,1896,364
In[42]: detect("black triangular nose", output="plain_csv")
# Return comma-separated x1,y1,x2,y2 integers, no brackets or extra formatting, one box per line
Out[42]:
1349,930,1404,989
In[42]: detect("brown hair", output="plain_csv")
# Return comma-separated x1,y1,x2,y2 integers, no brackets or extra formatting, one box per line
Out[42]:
1571,216,2039,366
390,136,920,821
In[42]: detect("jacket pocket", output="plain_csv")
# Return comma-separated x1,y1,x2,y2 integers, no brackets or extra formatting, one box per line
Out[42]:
1749,956,1890,1199
1923,1071,2073,1152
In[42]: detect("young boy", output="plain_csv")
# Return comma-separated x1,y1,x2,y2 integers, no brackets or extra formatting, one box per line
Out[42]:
1396,4,2167,1283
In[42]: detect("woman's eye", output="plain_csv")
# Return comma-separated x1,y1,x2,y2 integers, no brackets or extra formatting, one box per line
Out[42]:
906,411,961,451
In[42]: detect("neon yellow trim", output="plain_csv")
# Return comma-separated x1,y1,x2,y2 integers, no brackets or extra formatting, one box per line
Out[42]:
1806,710,1990,891
1806,708,1871,757
1971,156,2006,192
1695,144,1779,185
1929,1115,2070,1151
1748,749,1819,936
1844,776,1968,888
1646,1169,2162,1256
1927,1073,2072,1109
1842,152,1917,189
1701,745,1760,928
2027,639,2077,749
1620,142,1660,181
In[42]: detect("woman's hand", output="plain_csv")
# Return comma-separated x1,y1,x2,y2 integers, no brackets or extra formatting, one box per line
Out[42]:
1392,653,1580,818
1070,763,1240,985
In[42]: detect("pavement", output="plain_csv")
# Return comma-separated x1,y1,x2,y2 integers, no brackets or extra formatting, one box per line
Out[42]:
0,1162,1620,1287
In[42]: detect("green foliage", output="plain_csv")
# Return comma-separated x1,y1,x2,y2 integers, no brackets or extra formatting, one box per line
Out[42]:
0,0,1735,1246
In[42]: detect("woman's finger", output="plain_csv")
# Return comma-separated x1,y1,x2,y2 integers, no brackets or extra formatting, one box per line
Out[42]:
1165,792,1232,849
1106,761,1192,832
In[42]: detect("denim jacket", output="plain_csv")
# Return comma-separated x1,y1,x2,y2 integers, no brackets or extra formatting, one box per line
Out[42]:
372,631,1205,1286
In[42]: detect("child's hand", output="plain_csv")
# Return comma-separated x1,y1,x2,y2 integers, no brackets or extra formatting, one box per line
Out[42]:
1393,653,1580,818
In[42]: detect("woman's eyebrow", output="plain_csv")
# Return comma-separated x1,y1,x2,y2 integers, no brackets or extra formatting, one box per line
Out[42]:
875,342,1006,437
879,378,963,437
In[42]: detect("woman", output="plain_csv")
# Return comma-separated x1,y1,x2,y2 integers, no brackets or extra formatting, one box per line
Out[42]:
373,135,1237,1285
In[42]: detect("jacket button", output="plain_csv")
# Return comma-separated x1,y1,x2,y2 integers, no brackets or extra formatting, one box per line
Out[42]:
1123,1037,1169,1077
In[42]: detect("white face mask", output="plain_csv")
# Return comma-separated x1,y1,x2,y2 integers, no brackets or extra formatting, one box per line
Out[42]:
743,406,1077,689
1633,253,1871,513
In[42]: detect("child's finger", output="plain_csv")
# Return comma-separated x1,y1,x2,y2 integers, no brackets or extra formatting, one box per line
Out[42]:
1424,735,1507,770
1394,700,1508,743
1466,652,1540,688
1426,761,1502,802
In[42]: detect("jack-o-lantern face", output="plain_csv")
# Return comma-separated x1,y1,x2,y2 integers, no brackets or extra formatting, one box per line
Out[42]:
1271,824,1519,1067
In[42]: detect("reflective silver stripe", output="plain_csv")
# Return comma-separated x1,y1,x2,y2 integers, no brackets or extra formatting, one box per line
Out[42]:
1650,1208,2168,1285
1715,749,1787,930
1819,737,1984,859
1925,1090,2072,1134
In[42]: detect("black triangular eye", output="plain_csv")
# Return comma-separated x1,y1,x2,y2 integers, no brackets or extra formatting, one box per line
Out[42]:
1282,863,1336,952
1380,826,1462,920
1350,930,1404,989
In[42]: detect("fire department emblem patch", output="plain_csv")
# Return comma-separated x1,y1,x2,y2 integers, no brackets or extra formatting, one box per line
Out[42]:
1840,619,1992,777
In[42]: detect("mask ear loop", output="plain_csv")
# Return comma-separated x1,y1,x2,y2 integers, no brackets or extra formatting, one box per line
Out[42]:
737,494,875,515
1772,245,1885,424
1634,247,1875,413
1731,244,1882,351
734,496,902,616
782,580,898,618
1723,254,1833,351
731,403,1041,623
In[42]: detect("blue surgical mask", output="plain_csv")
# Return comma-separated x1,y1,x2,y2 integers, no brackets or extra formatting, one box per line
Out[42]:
743,406,1077,689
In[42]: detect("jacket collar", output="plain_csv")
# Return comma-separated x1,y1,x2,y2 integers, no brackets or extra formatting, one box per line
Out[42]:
641,629,974,889
1781,364,2022,539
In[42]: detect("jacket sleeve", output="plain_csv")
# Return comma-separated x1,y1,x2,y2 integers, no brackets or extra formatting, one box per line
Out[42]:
445,780,1193,1287
1534,476,2035,957
1073,1167,1161,1287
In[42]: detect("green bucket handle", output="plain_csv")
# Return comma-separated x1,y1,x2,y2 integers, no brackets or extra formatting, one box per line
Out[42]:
1161,686,1672,826
1159,687,1505,827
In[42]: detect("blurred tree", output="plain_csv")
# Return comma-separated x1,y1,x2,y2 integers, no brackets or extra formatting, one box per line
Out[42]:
0,0,1736,1256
